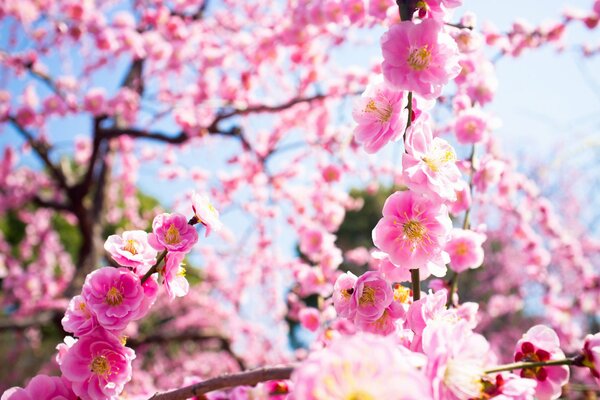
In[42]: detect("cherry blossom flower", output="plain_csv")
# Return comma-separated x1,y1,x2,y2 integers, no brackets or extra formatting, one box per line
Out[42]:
514,325,570,400
351,271,393,323
402,116,463,201
160,252,189,299
1,375,76,400
291,333,433,399
82,267,154,332
332,271,358,319
191,191,223,236
148,212,198,253
60,328,135,400
372,190,452,276
381,19,460,99
581,333,600,385
104,230,157,272
352,80,407,153
445,228,486,273
454,107,489,144
61,295,97,337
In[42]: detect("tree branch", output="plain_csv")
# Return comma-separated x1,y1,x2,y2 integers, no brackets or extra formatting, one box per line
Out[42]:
148,366,295,400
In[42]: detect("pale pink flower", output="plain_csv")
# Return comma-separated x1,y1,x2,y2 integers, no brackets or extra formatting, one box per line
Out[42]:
82,267,152,332
454,107,489,144
445,228,486,273
351,271,393,323
352,80,407,153
423,321,490,400
381,19,460,99
160,252,189,299
473,157,505,192
373,250,413,282
332,271,358,319
60,328,135,400
191,192,223,236
104,230,157,272
291,333,433,399
1,375,76,400
416,0,463,20
582,333,600,385
148,212,198,253
372,190,452,276
402,117,462,201
514,325,570,400
298,226,336,263
448,180,472,215
61,295,97,337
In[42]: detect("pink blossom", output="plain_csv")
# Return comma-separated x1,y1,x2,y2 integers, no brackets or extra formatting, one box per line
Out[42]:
104,230,157,272
61,295,97,337
482,373,537,400
160,252,189,299
454,107,489,144
372,190,451,276
1,375,76,400
423,321,490,400
352,80,407,153
332,271,357,319
581,333,600,385
402,117,463,201
514,325,570,400
381,19,460,99
416,0,463,20
299,308,321,332
291,333,433,399
374,250,413,282
148,212,198,253
60,328,135,400
191,191,223,236
448,180,472,215
82,267,153,332
445,228,486,273
351,271,393,323
298,226,336,262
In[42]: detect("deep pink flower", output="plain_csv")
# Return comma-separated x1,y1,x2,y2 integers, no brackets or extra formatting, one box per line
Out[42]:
372,190,451,276
60,328,135,400
482,373,537,400
82,267,153,332
160,252,189,299
1,375,76,400
62,295,97,337
191,192,223,236
332,271,358,319
454,107,489,144
402,117,463,201
352,80,407,154
445,228,486,273
381,19,460,99
104,230,157,272
299,308,321,332
351,271,393,323
514,325,570,400
291,333,433,399
148,212,198,253
582,333,600,385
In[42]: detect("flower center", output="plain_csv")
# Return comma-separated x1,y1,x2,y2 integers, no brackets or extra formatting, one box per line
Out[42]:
364,99,393,123
177,266,186,277
123,239,138,255
403,220,427,244
346,391,375,400
165,224,181,245
407,46,431,71
393,285,411,303
105,286,124,306
422,141,457,173
90,355,111,377
341,287,354,299
455,242,469,256
358,286,376,305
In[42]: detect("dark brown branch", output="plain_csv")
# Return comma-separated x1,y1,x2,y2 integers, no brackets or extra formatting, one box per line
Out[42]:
0,311,58,331
8,117,70,191
32,195,71,211
148,366,295,400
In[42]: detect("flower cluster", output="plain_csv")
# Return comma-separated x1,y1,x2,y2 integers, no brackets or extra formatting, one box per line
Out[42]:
3,193,221,400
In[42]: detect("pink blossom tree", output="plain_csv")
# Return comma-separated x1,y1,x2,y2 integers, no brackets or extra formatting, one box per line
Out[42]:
1,0,600,399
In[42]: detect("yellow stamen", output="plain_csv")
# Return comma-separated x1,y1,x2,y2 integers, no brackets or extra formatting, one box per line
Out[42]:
394,286,411,303
358,286,376,305
364,99,393,123
403,220,427,243
123,239,138,255
90,355,111,377
105,287,123,306
455,242,469,256
346,391,375,400
164,224,181,245
407,46,431,71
